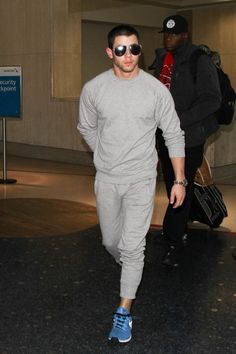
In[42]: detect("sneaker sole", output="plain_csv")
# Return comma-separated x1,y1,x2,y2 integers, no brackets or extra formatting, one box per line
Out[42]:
118,335,132,343
108,336,132,343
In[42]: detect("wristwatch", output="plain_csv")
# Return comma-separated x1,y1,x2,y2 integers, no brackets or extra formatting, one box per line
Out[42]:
173,179,188,187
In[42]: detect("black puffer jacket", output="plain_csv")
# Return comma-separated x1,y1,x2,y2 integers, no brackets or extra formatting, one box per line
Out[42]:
153,42,221,147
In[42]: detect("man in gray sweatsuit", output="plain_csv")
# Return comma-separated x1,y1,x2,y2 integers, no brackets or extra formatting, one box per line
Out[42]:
78,24,186,344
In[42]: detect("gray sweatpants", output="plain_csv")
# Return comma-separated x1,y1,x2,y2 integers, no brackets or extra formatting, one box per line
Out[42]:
94,177,156,299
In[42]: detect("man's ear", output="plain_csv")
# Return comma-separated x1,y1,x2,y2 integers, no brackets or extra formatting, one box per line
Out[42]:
106,47,113,59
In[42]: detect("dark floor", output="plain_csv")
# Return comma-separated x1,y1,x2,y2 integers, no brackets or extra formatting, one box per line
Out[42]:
0,226,235,354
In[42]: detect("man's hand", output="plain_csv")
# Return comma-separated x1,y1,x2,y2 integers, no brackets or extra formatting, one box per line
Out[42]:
169,184,186,208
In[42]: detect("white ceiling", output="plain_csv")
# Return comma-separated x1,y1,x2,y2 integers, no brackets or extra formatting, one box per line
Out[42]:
122,0,236,10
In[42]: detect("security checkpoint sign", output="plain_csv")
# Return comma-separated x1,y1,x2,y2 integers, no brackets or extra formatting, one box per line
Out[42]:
0,66,22,117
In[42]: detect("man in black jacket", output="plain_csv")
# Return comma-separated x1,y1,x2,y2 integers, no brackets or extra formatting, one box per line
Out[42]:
152,15,222,267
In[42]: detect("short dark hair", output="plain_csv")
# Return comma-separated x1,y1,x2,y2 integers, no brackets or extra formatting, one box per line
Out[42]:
107,24,140,49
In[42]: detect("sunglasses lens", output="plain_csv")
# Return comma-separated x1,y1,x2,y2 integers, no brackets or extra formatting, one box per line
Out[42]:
114,45,126,56
114,44,141,57
130,44,141,55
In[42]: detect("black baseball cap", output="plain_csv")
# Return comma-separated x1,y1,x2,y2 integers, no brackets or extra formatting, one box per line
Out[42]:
159,15,188,34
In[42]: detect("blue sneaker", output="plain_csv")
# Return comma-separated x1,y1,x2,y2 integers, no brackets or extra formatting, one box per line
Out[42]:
108,307,132,343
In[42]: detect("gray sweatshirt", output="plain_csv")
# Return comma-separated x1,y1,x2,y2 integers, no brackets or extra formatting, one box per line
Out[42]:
78,69,185,184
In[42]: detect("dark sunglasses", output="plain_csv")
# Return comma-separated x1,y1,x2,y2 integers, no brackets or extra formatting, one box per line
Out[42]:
114,44,142,57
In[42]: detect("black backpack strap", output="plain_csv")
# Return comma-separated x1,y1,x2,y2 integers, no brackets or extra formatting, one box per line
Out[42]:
189,48,207,83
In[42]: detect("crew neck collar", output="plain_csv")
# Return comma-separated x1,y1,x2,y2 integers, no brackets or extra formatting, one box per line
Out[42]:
109,68,142,82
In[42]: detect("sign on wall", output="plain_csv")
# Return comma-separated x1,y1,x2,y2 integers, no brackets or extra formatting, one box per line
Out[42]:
0,66,22,117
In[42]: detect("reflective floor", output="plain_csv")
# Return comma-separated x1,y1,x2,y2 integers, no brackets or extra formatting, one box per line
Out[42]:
0,156,236,353
0,155,236,234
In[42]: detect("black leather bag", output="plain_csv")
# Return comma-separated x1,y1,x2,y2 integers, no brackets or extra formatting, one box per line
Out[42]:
190,155,228,228
190,183,228,228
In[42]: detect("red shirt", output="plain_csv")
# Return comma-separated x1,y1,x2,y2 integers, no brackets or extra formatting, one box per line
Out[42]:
159,51,174,90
